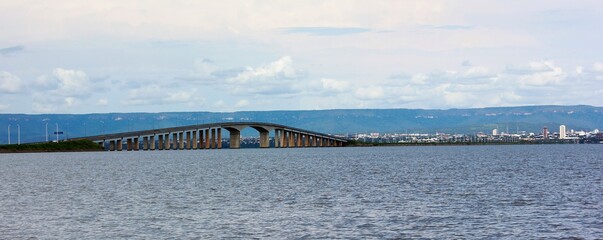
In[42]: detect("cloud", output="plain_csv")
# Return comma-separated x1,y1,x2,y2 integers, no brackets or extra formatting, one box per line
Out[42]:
463,67,497,80
0,45,24,56
507,61,565,86
0,71,22,93
227,56,306,95
320,78,350,92
235,99,250,108
354,86,384,100
280,27,371,36
420,25,474,30
96,98,109,106
593,62,603,72
29,68,111,112
123,84,200,106
34,68,97,97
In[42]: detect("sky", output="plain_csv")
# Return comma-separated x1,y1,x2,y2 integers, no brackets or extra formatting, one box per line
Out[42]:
0,0,602,114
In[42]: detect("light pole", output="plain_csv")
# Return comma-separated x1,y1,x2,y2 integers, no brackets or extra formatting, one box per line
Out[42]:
17,124,20,145
7,124,10,144
45,122,49,142
56,123,59,142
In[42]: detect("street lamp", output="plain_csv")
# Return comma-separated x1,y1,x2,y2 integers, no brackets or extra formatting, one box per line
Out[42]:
45,122,49,142
56,123,59,142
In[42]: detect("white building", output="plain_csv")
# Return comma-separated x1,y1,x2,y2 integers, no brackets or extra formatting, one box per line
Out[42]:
492,128,498,136
560,125,566,139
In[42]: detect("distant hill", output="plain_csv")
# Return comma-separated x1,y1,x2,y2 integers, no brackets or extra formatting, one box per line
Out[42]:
1,105,602,144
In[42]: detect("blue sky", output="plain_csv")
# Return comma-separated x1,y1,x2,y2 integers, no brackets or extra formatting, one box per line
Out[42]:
0,0,602,113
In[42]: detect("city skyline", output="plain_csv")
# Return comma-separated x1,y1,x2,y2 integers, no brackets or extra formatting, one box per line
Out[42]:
1,1,602,114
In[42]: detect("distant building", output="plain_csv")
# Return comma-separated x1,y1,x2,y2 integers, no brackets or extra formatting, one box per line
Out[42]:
560,125,566,139
543,127,549,139
492,128,498,136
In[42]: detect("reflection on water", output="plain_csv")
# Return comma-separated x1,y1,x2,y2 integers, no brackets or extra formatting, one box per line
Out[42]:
0,145,601,238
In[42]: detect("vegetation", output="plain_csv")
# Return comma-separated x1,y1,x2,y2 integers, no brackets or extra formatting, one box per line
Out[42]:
0,140,103,153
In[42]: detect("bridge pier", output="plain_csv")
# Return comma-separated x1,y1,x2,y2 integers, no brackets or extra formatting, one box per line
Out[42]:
227,128,241,149
178,132,184,150
259,130,269,148
274,129,282,148
126,138,132,151
199,129,205,149
171,133,177,150
143,136,148,150
217,128,222,149
117,139,123,151
210,128,216,149
205,129,210,149
191,131,197,149
282,130,288,148
134,138,139,151
185,131,191,149
165,133,171,150
109,140,115,151
297,132,303,147
158,135,164,150
150,135,155,150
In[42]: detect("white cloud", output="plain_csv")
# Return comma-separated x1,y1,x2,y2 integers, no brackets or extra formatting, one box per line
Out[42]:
226,56,306,95
214,100,225,108
463,66,495,79
123,85,199,106
164,91,192,104
29,68,107,113
230,56,298,84
510,61,565,86
320,78,350,92
52,68,93,96
0,103,8,111
235,99,250,108
354,86,384,100
0,71,22,93
64,97,77,107
593,62,603,72
96,98,108,106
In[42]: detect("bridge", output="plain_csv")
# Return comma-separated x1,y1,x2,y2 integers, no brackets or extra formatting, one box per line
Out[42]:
72,122,347,151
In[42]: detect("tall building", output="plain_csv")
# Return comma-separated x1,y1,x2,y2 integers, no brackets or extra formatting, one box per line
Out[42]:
559,125,566,139
492,128,498,136
543,127,548,139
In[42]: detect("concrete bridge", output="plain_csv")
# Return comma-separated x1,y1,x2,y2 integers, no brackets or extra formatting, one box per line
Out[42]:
73,122,347,151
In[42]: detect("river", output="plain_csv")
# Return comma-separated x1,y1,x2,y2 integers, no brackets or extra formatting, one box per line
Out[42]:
1,145,601,239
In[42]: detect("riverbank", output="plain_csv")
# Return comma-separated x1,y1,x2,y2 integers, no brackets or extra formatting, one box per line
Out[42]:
0,140,103,153
344,139,589,147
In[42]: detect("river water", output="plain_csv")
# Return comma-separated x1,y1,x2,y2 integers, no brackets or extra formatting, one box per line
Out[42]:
1,145,601,239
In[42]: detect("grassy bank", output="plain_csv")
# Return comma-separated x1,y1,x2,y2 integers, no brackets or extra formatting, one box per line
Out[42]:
0,140,103,153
